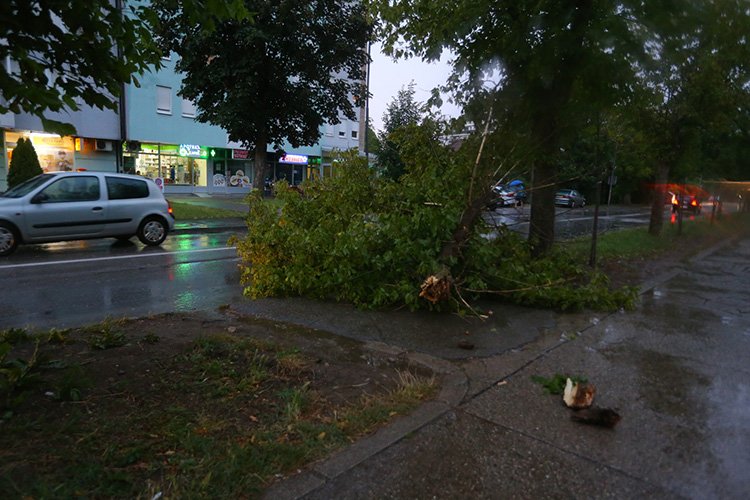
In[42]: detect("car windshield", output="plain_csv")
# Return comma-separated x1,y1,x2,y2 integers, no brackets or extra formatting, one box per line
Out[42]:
1,174,54,198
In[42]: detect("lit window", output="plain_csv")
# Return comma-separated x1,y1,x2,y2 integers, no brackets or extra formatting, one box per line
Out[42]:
156,86,172,114
181,98,196,118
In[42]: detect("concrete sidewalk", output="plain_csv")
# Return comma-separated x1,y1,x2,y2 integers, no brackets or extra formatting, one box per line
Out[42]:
246,237,750,499
162,195,749,497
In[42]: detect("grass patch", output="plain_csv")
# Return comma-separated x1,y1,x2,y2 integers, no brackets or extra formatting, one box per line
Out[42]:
0,325,435,498
168,200,245,219
168,198,284,220
560,212,750,261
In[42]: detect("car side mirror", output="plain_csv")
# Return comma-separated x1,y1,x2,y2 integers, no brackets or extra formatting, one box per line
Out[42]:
31,192,49,204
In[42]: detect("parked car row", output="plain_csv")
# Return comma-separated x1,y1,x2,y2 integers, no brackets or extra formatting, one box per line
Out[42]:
486,183,588,210
0,172,175,256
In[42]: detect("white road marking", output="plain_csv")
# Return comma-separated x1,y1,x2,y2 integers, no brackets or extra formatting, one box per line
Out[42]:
0,246,238,270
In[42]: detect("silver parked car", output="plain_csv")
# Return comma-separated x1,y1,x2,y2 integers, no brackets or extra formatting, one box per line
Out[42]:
0,172,175,256
555,189,586,208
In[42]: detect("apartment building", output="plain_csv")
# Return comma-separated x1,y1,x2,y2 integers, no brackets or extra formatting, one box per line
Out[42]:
1,56,364,193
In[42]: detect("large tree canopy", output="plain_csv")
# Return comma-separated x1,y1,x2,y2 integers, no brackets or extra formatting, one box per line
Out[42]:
632,0,750,235
156,0,371,189
0,0,247,135
374,0,659,253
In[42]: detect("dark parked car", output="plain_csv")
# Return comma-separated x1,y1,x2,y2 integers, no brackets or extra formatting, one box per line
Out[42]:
0,172,175,256
507,183,527,204
555,189,586,208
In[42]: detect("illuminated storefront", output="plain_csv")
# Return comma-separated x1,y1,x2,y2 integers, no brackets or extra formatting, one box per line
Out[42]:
5,132,76,173
123,142,209,191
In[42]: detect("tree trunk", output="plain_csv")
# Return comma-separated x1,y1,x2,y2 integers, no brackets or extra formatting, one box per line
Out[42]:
420,186,496,304
439,191,493,262
252,127,269,192
648,162,669,236
528,157,558,256
525,0,593,256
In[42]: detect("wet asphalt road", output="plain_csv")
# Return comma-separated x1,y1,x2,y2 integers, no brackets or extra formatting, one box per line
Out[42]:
0,231,243,330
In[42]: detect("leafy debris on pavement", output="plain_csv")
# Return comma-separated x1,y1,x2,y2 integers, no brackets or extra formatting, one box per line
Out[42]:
531,374,587,395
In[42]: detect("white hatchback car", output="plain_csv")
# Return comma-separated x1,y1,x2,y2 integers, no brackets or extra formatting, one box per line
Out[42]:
0,172,175,256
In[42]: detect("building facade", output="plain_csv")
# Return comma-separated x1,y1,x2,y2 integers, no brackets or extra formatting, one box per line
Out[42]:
1,54,364,193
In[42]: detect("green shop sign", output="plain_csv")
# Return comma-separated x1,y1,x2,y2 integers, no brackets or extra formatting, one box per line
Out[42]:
177,144,209,158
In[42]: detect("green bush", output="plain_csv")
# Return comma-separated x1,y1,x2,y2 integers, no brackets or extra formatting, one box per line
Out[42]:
235,142,636,312
8,137,43,188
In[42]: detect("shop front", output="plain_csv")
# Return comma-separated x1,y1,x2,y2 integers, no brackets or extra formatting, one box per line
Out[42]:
210,148,255,194
275,153,308,185
4,132,76,173
123,142,211,194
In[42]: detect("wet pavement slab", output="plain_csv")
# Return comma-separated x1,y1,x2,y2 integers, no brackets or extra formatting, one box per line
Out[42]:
263,237,750,498
232,297,597,361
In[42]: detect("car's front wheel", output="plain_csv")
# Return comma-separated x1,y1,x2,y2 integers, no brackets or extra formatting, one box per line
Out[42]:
137,216,168,246
0,222,19,256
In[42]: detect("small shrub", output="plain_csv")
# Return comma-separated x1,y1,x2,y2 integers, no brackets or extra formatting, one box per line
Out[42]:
55,364,92,402
0,328,31,345
85,319,127,350
0,341,43,411
8,137,43,188
142,333,160,345
46,328,73,345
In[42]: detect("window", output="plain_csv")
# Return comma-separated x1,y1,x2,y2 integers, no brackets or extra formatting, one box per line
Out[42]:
351,130,358,139
338,127,346,138
7,57,20,80
181,98,197,118
324,124,334,136
156,86,172,114
38,176,100,202
106,177,149,200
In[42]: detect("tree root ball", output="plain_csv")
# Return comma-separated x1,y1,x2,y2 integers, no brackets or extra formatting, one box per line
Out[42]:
419,274,452,303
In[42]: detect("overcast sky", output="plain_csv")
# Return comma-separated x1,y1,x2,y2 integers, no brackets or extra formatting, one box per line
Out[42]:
367,42,462,133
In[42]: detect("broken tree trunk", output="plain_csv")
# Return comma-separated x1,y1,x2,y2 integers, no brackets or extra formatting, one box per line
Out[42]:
419,100,497,305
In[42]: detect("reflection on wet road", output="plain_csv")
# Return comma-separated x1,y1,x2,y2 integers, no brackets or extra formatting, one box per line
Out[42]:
484,205,655,239
0,231,244,330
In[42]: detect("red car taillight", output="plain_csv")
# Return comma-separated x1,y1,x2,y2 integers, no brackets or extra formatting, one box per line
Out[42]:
167,200,174,216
